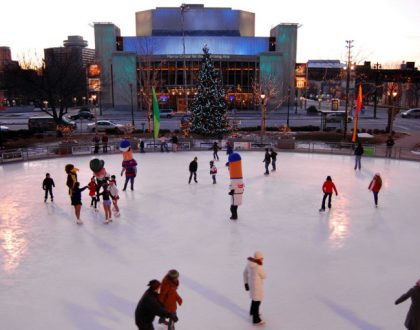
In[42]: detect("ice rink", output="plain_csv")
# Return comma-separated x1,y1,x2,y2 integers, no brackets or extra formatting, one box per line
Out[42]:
1,150,420,330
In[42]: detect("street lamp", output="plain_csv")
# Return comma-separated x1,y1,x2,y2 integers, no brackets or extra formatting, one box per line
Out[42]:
344,40,354,139
373,62,381,119
91,94,98,134
129,83,135,127
287,87,291,127
389,90,398,133
260,93,266,134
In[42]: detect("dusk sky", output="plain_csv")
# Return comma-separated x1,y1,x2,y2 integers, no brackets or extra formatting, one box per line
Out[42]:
2,0,419,67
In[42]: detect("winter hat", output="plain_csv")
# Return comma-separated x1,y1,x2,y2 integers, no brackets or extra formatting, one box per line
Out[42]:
90,159,105,172
147,279,161,290
119,139,131,152
168,269,180,279
254,251,264,259
416,279,420,287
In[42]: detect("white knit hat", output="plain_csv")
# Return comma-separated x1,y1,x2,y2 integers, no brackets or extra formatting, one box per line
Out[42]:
254,251,264,259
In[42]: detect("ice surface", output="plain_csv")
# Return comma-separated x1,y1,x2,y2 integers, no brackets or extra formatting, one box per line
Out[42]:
1,151,420,330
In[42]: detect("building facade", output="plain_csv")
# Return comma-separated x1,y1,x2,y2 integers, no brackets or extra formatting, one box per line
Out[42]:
94,5,298,111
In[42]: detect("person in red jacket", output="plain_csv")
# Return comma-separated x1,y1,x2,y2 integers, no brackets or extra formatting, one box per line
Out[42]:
368,173,382,207
87,176,98,210
319,176,338,211
158,269,183,328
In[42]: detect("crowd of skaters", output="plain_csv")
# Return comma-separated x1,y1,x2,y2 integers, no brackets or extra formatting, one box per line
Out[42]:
41,137,417,328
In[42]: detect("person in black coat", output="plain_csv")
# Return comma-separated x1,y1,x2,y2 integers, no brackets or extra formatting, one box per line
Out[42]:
188,157,198,184
270,148,277,172
263,149,271,175
135,279,178,330
395,279,420,330
42,173,55,202
211,142,221,160
354,142,364,170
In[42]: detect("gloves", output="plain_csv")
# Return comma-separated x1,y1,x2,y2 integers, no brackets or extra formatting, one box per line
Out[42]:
228,190,234,196
170,313,179,322
245,283,249,291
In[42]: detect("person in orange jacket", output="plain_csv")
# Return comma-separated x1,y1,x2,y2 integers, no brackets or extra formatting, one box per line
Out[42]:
368,173,382,207
319,176,338,211
159,269,183,328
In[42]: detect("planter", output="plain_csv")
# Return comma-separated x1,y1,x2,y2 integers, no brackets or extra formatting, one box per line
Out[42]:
276,137,296,149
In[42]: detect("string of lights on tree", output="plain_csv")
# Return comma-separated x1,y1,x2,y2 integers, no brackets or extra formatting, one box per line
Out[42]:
189,45,230,137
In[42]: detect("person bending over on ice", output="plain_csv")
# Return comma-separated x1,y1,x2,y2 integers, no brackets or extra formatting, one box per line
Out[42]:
368,173,382,207
319,176,338,211
159,269,183,328
135,279,178,330
243,251,267,326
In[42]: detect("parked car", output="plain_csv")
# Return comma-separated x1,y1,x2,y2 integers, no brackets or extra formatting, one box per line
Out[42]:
87,120,123,132
0,125,9,132
28,116,76,132
401,108,420,118
326,113,353,123
68,111,95,120
160,109,175,118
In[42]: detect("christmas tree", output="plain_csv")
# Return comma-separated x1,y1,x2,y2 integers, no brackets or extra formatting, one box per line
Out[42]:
190,45,230,137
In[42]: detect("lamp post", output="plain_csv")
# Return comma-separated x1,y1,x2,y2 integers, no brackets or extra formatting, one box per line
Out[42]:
344,40,354,139
91,95,98,134
287,87,291,127
260,93,266,135
373,62,381,119
129,83,135,127
180,4,190,112
389,90,398,133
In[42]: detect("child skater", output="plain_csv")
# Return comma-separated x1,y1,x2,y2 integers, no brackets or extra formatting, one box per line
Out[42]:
159,269,183,329
319,176,338,212
88,176,98,210
42,173,55,202
368,173,382,207
71,182,88,224
98,182,112,224
210,160,217,184
109,175,120,217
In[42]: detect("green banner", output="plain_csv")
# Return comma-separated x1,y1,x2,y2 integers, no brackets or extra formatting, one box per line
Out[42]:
152,87,160,139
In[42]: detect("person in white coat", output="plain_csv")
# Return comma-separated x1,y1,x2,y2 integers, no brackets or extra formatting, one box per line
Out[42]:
243,251,266,325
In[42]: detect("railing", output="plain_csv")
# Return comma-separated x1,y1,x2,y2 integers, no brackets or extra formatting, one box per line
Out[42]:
1,137,419,163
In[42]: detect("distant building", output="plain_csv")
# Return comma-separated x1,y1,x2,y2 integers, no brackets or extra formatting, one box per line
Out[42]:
0,46,19,106
94,4,298,111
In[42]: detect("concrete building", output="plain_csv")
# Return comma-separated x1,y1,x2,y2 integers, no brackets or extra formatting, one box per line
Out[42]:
94,4,298,112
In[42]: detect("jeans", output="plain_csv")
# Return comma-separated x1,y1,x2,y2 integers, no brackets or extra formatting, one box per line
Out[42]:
385,146,393,158
212,174,216,184
321,193,332,209
123,177,135,190
188,171,197,183
90,196,97,208
272,160,276,171
354,155,362,170
44,188,53,200
161,143,169,152
373,192,378,206
264,162,270,174
102,144,108,153
250,300,262,324
213,151,219,160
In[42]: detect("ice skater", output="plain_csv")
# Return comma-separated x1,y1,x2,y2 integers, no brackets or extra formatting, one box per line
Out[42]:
70,182,88,224
211,141,221,161
270,148,277,172
354,142,364,170
135,280,178,330
319,176,338,211
263,148,271,175
42,173,55,202
210,160,217,184
159,269,183,329
88,176,98,210
109,175,120,217
368,173,382,207
386,135,395,158
394,278,420,330
98,183,113,224
121,158,137,191
243,251,266,326
188,157,198,184
226,147,244,220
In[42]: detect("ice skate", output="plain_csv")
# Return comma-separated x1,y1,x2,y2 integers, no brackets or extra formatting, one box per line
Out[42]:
253,320,265,326
319,208,325,212
104,219,109,224
76,219,83,225
44,199,47,202
51,198,53,202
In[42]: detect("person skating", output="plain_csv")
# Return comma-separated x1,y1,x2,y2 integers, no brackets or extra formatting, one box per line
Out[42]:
171,135,178,152
98,183,113,224
210,160,217,184
160,136,169,152
140,139,145,153
109,175,120,217
243,251,267,325
158,270,183,328
135,279,178,330
386,135,395,158
70,182,88,224
319,176,338,211
102,133,108,153
395,278,420,330
188,157,198,184
93,134,100,154
226,147,244,220
121,158,138,191
263,148,271,175
368,173,382,207
211,141,221,161
87,176,98,210
42,173,55,202
270,148,277,172
354,142,364,170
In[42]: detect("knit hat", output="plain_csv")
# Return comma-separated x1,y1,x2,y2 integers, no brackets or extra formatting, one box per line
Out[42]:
147,279,161,290
254,251,264,259
168,269,179,279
